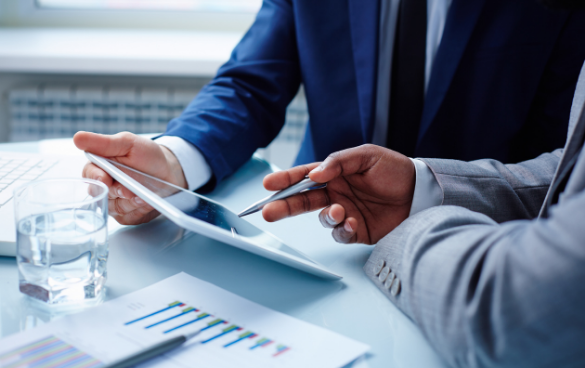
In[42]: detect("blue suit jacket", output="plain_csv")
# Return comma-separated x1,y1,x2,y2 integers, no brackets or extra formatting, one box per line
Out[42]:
164,0,585,184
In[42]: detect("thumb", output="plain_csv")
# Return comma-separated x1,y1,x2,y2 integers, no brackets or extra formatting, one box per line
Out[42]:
308,144,385,182
74,131,136,158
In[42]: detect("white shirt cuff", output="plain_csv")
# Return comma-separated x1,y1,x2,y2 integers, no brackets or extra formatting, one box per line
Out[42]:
155,136,212,191
409,158,443,216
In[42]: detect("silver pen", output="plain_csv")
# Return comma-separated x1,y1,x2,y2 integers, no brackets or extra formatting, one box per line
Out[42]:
238,177,327,217
103,330,201,368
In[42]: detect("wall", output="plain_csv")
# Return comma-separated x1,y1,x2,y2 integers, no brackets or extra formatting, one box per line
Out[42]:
0,0,256,32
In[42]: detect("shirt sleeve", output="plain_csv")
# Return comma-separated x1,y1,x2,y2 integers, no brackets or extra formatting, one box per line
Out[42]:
155,136,212,191
409,158,443,216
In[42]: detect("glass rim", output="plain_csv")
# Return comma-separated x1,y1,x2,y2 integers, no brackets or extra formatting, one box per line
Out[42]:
13,177,109,207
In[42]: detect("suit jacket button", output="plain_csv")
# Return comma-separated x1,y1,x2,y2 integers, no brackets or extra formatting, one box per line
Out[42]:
391,278,401,296
384,272,395,289
373,259,385,276
379,266,390,282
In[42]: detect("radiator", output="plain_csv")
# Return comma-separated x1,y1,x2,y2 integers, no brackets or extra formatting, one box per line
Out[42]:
8,85,309,168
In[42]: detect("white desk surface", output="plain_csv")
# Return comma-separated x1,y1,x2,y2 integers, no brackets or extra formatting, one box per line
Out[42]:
0,28,242,77
0,139,447,368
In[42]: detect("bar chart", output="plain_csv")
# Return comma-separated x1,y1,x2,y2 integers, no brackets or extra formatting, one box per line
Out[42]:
0,336,103,368
123,300,291,358
224,331,257,348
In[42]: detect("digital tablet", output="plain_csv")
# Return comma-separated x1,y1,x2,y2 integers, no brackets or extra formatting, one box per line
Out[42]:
85,153,342,280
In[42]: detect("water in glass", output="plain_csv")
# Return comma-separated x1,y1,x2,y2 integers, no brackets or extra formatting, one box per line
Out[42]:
17,209,108,304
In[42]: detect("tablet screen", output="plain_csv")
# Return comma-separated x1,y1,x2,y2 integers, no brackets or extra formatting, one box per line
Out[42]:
104,159,314,262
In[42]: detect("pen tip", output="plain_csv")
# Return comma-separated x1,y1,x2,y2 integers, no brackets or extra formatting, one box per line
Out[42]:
238,207,259,218
185,330,202,340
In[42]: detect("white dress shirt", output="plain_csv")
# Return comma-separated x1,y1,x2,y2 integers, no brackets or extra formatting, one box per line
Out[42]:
155,135,212,191
156,0,447,214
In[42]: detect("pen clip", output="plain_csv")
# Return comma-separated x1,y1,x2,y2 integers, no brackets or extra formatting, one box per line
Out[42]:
300,175,326,192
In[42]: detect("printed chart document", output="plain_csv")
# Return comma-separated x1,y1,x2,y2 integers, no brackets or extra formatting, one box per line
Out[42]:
0,273,369,368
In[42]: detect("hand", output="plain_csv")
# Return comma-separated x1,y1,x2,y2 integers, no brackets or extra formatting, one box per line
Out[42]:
261,144,415,245
73,131,188,225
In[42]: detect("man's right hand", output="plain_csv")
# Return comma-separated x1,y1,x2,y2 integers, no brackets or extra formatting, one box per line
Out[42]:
261,144,416,245
73,131,188,225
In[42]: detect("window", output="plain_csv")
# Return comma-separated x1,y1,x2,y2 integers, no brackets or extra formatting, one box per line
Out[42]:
36,0,262,13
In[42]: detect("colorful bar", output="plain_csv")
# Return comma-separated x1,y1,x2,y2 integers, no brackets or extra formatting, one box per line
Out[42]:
163,313,211,334
145,307,197,329
224,332,257,348
273,345,290,357
19,340,65,360
40,348,100,368
250,338,273,350
26,347,77,368
0,336,103,368
40,350,86,368
4,342,72,368
0,337,58,361
200,318,225,332
201,325,240,344
125,301,185,325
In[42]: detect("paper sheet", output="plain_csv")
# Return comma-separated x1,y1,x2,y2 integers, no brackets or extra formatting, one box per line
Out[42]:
0,273,369,368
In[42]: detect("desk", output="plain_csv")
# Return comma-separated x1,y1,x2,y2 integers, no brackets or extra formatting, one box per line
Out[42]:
0,139,447,368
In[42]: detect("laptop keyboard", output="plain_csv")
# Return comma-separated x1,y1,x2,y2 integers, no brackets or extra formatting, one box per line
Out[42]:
0,157,59,207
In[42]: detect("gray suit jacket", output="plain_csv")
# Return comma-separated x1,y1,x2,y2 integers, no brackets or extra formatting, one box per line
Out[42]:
365,61,585,368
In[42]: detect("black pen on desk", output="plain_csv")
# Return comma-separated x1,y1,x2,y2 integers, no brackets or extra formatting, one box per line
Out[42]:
103,330,201,368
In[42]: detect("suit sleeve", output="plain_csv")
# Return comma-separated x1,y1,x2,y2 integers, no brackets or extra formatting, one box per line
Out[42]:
364,190,585,368
163,0,301,183
420,150,562,222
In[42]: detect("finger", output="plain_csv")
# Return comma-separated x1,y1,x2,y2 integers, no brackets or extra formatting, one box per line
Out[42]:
262,189,329,222
82,162,114,188
332,217,358,244
318,204,346,229
112,207,161,226
308,144,386,183
83,160,138,201
263,162,321,191
109,197,154,217
109,181,137,200
74,131,136,158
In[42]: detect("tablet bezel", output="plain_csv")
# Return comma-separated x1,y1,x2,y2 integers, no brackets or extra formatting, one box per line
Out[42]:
85,152,342,280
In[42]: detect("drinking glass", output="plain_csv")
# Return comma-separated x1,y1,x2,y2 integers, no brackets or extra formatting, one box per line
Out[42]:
13,178,109,304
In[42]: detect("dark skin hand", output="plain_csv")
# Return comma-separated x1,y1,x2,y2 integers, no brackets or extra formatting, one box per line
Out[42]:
261,144,416,245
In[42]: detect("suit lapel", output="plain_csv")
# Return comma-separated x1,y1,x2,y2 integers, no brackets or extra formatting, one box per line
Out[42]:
559,111,585,176
417,0,487,143
348,0,380,143
540,106,585,216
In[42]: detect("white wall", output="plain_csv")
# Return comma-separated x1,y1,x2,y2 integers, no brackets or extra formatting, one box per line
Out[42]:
0,0,256,32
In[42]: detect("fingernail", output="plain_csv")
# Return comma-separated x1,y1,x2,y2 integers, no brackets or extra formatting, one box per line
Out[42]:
325,213,337,226
134,197,144,205
344,221,353,233
310,165,324,174
116,188,125,198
